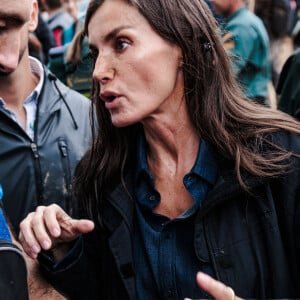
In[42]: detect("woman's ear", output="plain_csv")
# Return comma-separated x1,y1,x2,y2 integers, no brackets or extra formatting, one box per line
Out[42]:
179,58,183,68
176,46,183,68
28,0,39,33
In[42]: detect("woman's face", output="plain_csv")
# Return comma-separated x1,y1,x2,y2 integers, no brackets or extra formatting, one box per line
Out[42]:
88,0,183,127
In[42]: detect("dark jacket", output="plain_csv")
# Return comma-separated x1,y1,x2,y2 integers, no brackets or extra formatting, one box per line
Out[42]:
277,48,300,120
41,131,300,299
0,68,92,234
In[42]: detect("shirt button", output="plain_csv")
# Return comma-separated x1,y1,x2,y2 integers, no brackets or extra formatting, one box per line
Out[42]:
149,195,155,201
164,232,171,239
167,289,175,297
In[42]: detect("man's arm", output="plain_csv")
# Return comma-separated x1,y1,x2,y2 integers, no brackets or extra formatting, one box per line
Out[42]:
8,220,66,299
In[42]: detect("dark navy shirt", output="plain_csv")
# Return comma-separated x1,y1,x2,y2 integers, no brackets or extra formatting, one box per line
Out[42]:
133,135,219,300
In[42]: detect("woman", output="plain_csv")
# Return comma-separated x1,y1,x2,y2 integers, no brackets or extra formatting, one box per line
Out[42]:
19,0,300,299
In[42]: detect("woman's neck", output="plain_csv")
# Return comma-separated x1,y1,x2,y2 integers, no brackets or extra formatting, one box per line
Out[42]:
144,112,200,178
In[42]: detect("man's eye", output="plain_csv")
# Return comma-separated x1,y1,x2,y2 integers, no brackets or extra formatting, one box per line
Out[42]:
115,39,129,52
0,21,7,32
0,26,7,34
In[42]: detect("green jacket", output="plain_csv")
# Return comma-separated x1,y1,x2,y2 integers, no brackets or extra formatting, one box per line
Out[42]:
222,6,271,102
48,37,93,98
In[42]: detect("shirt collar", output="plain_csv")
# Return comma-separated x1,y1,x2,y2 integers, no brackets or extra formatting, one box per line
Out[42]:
191,138,219,185
26,56,44,104
135,133,150,177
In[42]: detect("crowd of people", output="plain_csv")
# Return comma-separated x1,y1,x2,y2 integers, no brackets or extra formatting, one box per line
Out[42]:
1,0,300,299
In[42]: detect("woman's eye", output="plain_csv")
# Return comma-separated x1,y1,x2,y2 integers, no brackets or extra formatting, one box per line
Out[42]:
115,39,129,52
89,49,98,60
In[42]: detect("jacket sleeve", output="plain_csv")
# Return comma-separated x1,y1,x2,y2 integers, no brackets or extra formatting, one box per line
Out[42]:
271,131,300,270
277,49,300,120
38,232,103,299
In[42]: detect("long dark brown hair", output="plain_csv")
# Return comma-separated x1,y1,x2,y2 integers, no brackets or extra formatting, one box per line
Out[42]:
75,0,300,227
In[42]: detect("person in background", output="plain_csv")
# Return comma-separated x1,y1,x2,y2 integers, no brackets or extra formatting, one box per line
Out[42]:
47,29,93,97
61,0,82,44
63,0,78,19
211,0,271,105
290,0,300,46
40,0,74,46
29,12,56,64
0,0,91,236
47,0,93,97
254,0,293,87
205,0,224,23
19,0,300,299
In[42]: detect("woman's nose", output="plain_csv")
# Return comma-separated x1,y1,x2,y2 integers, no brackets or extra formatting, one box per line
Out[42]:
92,54,115,85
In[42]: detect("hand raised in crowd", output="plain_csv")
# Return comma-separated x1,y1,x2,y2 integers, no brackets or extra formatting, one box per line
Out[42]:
19,204,94,260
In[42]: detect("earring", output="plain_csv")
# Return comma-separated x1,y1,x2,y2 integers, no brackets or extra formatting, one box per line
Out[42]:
203,42,213,52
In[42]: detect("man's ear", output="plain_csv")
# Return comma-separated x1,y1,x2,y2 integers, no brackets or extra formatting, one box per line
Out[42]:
28,0,39,33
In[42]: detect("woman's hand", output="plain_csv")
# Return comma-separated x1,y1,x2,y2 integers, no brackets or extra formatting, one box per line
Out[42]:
19,204,94,259
185,272,243,300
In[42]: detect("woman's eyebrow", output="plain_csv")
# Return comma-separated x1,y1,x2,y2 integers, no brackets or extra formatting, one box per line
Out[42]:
88,25,133,49
104,25,133,43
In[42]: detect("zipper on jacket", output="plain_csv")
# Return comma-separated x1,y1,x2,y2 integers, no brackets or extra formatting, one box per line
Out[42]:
58,139,73,216
31,143,45,205
31,143,39,158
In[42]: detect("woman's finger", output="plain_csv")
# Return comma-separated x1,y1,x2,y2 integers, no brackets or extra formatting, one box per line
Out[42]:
43,204,68,238
19,210,45,258
30,207,54,251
